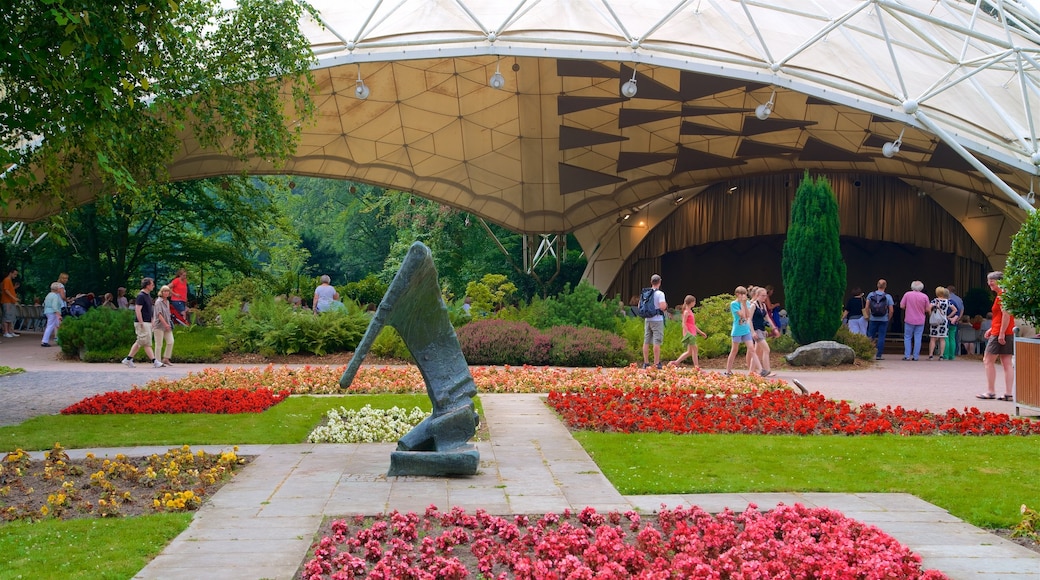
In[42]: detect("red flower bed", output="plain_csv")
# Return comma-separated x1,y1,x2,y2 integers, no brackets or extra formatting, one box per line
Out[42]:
547,387,1040,436
61,387,289,415
302,504,947,579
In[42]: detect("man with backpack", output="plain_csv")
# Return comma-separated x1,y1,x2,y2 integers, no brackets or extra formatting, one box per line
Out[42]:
639,274,668,369
865,279,894,360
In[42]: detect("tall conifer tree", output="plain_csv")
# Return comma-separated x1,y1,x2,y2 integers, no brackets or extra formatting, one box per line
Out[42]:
782,172,847,344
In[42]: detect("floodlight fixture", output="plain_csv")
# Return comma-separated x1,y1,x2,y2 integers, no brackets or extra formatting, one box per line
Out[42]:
755,91,775,120
489,59,505,89
882,129,905,158
355,66,370,100
621,67,638,98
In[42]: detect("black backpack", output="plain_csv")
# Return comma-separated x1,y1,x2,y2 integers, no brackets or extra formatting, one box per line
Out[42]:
868,293,888,317
637,288,661,318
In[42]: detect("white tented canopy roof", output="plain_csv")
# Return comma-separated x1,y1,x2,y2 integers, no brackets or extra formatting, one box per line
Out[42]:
14,0,1040,287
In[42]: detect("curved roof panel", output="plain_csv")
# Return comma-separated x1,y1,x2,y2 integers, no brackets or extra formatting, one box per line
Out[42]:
10,0,1039,247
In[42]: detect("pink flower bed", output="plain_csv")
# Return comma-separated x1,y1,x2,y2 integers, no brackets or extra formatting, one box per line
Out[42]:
303,504,947,579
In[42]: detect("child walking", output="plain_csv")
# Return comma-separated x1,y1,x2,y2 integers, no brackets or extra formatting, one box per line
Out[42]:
671,295,708,368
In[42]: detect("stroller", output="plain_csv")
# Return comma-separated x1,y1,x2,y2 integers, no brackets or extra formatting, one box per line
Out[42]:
170,304,190,326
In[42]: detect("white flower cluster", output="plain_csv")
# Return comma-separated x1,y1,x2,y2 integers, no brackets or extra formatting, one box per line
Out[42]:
307,405,429,443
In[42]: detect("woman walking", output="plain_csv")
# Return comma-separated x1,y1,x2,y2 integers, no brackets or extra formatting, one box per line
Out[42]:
153,285,175,366
670,295,707,368
41,282,64,347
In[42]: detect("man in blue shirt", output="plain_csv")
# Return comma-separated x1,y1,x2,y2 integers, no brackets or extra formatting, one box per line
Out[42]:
865,279,894,360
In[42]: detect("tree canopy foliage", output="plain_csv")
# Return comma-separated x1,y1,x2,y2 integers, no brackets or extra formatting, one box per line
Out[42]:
1002,207,1040,326
781,173,846,344
0,0,316,216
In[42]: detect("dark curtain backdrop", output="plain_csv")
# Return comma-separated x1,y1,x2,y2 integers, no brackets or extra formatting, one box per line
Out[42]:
609,173,989,311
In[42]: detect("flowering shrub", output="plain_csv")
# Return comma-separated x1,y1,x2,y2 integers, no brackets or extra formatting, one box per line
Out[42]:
457,319,552,365
138,364,785,396
1,443,244,522
544,325,632,367
307,405,429,443
61,387,288,415
302,504,947,579
548,387,1040,436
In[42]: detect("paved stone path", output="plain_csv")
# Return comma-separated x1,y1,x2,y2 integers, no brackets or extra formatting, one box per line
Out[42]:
3,332,1038,578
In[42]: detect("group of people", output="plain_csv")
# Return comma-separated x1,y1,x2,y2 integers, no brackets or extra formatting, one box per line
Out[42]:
39,270,191,352
638,275,781,376
850,273,1016,400
121,272,190,368
847,279,966,363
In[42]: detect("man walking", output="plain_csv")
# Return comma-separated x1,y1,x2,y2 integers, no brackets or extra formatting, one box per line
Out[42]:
642,274,667,369
1,269,18,338
865,279,894,360
121,277,165,368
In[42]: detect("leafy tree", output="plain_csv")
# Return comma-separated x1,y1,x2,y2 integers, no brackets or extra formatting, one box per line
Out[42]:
278,178,396,282
465,274,517,318
781,173,846,344
37,177,294,297
0,0,316,215
1002,209,1040,326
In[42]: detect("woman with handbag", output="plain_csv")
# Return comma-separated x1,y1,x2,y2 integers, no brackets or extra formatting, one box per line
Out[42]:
926,286,956,360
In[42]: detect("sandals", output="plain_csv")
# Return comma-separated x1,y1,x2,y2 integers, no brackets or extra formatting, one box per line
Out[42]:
976,393,1014,401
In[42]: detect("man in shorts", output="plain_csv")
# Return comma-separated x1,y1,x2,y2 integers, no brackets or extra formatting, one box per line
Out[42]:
642,274,667,369
121,277,165,368
976,271,1015,401
1,269,18,338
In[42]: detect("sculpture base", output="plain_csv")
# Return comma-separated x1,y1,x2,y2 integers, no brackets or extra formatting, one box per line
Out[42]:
388,447,479,477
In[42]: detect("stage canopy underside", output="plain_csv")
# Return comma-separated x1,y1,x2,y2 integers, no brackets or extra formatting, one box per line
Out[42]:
8,0,1040,294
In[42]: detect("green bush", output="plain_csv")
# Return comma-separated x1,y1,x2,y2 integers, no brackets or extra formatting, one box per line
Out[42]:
688,294,743,359
369,326,414,362
526,282,621,333
57,307,136,360
1003,208,1040,326
618,312,685,361
833,325,874,360
342,274,388,308
218,296,368,356
544,325,634,367
55,308,227,363
464,274,517,318
199,278,272,325
767,333,799,354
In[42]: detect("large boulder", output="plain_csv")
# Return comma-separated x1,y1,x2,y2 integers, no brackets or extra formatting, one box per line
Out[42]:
784,340,855,367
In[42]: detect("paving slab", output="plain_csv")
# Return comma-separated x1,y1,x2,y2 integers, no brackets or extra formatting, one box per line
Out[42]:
0,338,1035,579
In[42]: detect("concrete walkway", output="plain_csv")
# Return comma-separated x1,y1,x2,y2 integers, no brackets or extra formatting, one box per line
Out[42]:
3,333,1038,578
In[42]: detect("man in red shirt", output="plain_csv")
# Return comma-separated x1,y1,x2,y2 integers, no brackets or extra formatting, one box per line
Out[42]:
169,268,189,325
977,271,1016,401
1,269,18,338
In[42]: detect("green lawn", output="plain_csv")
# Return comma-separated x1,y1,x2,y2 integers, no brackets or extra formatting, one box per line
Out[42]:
0,394,433,451
576,431,1039,528
2,394,1036,578
0,514,192,580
